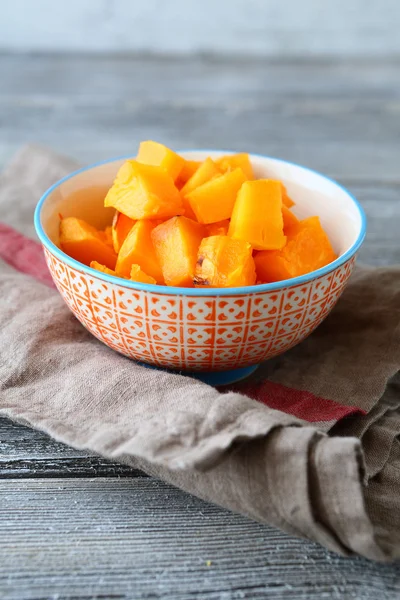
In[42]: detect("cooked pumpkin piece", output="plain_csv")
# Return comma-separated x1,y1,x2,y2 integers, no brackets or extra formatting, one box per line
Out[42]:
104,160,184,220
229,180,286,250
116,219,164,283
282,205,300,233
137,140,185,182
60,217,117,270
187,168,247,224
176,159,202,188
194,235,256,288
281,183,295,208
97,226,114,248
181,157,221,197
90,261,118,276
130,264,157,285
111,211,136,253
152,216,205,287
255,216,337,283
216,153,254,179
206,219,230,237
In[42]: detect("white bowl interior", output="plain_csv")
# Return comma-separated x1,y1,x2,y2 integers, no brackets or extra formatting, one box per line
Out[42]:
41,151,362,257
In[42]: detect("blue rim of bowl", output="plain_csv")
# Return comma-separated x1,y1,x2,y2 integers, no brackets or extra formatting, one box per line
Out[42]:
34,151,367,297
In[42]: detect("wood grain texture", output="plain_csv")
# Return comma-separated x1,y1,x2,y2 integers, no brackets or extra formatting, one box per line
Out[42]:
1,0,400,56
0,54,400,598
2,479,400,600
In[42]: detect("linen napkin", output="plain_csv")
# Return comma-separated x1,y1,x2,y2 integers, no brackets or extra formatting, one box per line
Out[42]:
1,146,400,562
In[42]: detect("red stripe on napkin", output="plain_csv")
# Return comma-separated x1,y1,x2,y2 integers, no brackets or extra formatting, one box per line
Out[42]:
0,223,55,288
232,380,365,422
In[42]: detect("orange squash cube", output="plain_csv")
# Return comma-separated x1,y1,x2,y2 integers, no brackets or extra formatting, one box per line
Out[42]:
181,157,221,197
282,205,299,233
90,261,119,276
216,153,254,179
116,220,164,283
206,219,230,237
229,180,286,250
187,168,247,224
176,160,202,188
130,264,157,285
255,216,337,283
137,140,185,182
60,217,117,270
111,211,135,253
281,183,295,208
194,235,256,288
104,160,184,220
151,216,205,287
97,226,114,248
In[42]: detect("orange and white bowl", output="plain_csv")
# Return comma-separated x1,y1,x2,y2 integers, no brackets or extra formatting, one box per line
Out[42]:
34,151,366,384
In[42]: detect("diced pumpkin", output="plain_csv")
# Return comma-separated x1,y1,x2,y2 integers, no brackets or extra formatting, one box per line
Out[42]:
206,219,230,237
281,183,295,208
90,261,118,276
104,160,184,220
151,216,205,287
254,216,337,283
111,211,135,253
216,153,254,179
180,157,221,197
194,235,256,288
228,180,286,250
130,264,157,285
282,205,299,233
116,220,164,283
137,140,185,181
97,226,114,248
187,168,247,224
60,217,117,270
176,160,202,187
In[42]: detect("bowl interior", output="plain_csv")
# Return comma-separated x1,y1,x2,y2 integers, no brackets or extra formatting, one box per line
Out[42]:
40,151,363,265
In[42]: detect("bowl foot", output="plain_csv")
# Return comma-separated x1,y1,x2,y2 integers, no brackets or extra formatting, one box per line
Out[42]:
138,362,259,386
189,365,259,386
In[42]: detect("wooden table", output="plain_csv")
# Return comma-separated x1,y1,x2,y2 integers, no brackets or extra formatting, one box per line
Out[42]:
1,54,400,599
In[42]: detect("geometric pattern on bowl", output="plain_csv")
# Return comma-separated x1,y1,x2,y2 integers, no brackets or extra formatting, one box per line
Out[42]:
45,248,356,371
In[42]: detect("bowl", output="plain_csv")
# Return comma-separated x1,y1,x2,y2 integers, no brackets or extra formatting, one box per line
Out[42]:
34,151,366,385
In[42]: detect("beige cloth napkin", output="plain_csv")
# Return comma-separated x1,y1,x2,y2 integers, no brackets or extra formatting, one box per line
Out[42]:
1,146,400,562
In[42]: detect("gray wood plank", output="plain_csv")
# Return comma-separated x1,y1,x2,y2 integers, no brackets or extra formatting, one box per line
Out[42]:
1,478,400,600
1,55,400,182
1,0,399,57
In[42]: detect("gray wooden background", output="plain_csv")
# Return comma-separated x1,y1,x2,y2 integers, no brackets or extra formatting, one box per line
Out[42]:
1,0,400,56
1,51,400,598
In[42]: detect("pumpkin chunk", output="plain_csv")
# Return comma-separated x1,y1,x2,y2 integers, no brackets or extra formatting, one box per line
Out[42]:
181,157,221,197
60,217,117,270
152,216,205,287
281,183,295,208
229,180,286,250
97,226,114,248
130,264,157,285
116,220,164,283
282,205,299,233
194,235,256,288
255,216,337,283
111,211,135,253
104,160,184,220
137,140,185,181
216,153,254,179
187,168,247,224
90,261,118,276
176,160,202,188
206,219,230,237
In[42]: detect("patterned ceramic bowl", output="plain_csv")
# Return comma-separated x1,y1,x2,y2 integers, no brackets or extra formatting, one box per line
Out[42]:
34,152,366,385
